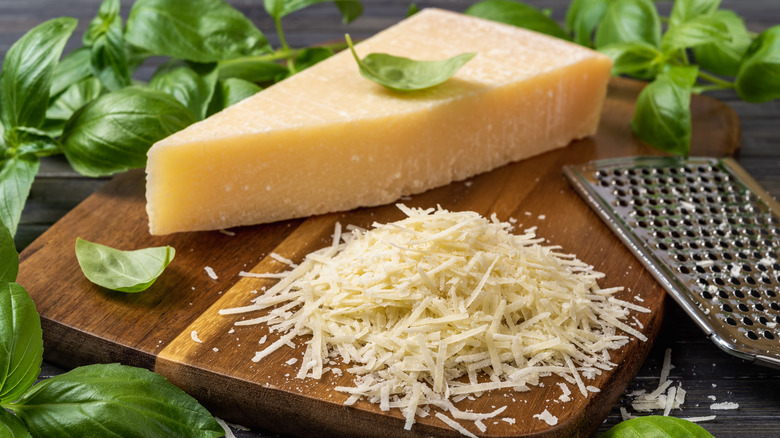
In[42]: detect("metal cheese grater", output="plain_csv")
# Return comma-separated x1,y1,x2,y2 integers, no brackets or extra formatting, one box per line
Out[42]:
563,156,780,369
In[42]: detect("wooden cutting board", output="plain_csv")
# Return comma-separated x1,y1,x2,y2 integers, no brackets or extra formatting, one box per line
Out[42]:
18,77,740,438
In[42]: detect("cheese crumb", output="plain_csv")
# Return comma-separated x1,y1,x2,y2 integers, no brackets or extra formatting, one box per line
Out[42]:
533,409,558,426
205,266,218,280
223,205,648,432
190,330,203,343
710,402,739,410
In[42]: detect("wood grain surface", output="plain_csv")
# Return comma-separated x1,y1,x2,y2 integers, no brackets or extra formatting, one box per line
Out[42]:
17,77,738,437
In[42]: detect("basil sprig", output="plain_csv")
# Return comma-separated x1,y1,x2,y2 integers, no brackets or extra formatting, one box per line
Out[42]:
75,238,175,293
467,0,780,156
345,34,475,92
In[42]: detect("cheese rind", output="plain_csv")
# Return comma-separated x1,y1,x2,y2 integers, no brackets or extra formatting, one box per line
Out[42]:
146,8,613,235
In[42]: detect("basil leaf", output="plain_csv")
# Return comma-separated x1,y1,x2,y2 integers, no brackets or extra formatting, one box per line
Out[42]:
631,65,698,156
565,0,608,47
599,41,662,79
662,14,728,53
150,62,218,121
669,0,721,28
12,127,60,158
75,238,175,293
61,87,196,177
0,17,77,136
292,47,335,73
693,10,752,77
0,408,31,437
125,0,270,63
85,0,131,91
598,415,714,438
736,26,780,103
217,57,289,84
465,0,570,41
206,78,262,117
46,77,104,121
10,363,224,437
0,219,17,283
346,35,475,92
0,156,39,237
263,0,363,24
50,47,93,98
594,0,661,49
0,282,43,405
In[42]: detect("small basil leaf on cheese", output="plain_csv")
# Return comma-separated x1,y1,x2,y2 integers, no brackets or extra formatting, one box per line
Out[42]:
345,34,475,92
598,415,715,438
0,282,43,405
8,363,225,438
125,0,271,63
75,238,175,293
465,0,571,41
61,87,196,177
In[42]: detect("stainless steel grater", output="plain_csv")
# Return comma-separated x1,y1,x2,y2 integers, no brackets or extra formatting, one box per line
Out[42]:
563,156,780,369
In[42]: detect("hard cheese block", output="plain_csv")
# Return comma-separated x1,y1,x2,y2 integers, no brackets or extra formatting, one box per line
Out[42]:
145,8,613,235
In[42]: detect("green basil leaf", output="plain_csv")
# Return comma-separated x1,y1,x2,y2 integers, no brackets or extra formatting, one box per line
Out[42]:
693,10,752,77
465,0,570,41
669,0,721,28
75,238,175,293
264,0,363,24
346,35,475,92
50,48,93,98
10,363,224,437
125,0,270,63
292,47,335,73
631,65,698,156
150,62,218,121
0,282,43,405
599,41,662,79
594,0,661,49
565,0,608,47
46,77,104,121
217,57,289,84
0,219,17,283
85,0,131,91
0,17,77,136
0,156,39,237
61,87,196,177
206,78,262,117
736,25,780,103
598,415,714,438
12,127,61,158
0,408,31,437
661,14,728,52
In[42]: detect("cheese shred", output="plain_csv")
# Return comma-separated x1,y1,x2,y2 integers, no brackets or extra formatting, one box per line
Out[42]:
223,205,648,433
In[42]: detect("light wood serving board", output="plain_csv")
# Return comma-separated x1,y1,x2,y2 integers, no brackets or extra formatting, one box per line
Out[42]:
18,77,740,438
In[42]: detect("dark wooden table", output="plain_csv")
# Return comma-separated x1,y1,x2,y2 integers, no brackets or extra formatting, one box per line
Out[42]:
2,1,779,437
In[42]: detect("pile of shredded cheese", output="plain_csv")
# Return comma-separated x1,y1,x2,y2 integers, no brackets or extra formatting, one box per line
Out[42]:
221,205,648,432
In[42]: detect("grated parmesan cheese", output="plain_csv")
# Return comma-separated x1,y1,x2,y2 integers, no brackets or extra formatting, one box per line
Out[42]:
205,266,218,280
222,205,648,434
191,330,203,343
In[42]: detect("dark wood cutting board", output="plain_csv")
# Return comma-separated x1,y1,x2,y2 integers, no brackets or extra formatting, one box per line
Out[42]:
17,77,740,438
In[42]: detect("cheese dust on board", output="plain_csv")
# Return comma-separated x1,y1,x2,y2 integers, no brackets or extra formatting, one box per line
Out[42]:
220,205,650,434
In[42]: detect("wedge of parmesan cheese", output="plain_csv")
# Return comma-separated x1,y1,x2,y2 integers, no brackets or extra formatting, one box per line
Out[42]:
145,8,613,234
222,205,647,433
